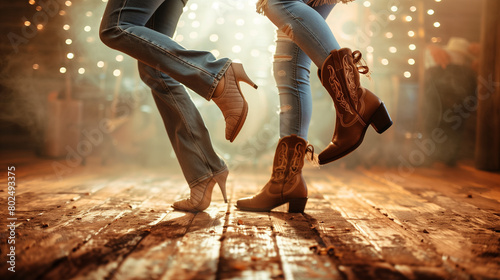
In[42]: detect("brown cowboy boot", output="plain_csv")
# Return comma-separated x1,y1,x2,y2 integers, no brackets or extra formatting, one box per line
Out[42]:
318,48,393,165
236,134,310,213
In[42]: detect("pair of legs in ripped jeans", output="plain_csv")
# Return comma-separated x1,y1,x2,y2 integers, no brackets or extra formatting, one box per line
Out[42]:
265,0,340,140
99,0,229,188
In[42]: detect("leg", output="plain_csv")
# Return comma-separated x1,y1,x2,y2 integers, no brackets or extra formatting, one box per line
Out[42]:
100,0,256,142
273,3,335,140
265,0,392,164
139,66,227,187
274,30,313,140
134,1,227,211
100,0,230,99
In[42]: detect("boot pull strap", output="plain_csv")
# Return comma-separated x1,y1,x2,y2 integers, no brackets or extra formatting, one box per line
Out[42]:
306,144,320,167
352,50,371,78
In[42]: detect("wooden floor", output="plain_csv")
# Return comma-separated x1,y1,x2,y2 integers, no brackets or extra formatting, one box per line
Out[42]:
1,151,500,280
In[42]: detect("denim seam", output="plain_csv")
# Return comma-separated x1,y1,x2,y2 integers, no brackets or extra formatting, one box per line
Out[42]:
293,44,302,136
119,27,215,79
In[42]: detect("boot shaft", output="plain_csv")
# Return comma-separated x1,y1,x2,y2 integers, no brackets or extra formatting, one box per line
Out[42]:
270,134,308,183
319,48,371,126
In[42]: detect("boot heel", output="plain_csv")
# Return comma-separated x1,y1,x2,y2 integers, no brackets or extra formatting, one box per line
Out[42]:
214,170,229,203
370,103,393,134
232,63,258,89
288,198,308,213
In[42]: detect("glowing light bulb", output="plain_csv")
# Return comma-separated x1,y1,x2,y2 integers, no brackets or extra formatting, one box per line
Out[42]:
410,6,417,12
63,24,70,30
388,15,396,21
24,21,31,26
115,55,124,62
33,64,39,70
211,49,220,58
209,34,218,42
97,61,105,68
405,16,412,22
65,39,72,45
427,9,435,15
404,71,412,78
434,22,441,28
381,59,389,65
84,26,91,32
409,44,416,50
232,45,241,53
67,53,74,59
363,1,371,7
385,32,393,39
389,46,397,53
60,67,67,74
408,59,415,65
65,1,72,7
78,68,85,74
367,46,374,53
391,6,398,12
408,31,415,37
113,69,121,77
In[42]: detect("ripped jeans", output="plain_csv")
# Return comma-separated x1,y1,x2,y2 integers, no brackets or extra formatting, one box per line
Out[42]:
99,0,228,187
264,0,339,140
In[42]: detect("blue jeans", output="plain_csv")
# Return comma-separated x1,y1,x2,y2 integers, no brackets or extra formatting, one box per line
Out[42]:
100,0,228,187
264,0,339,140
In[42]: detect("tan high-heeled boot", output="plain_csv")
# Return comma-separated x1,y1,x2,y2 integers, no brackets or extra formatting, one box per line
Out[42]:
236,135,310,213
318,48,393,165
212,63,258,142
172,169,229,212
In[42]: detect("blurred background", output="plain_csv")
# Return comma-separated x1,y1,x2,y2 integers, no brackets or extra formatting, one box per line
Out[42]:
1,0,498,177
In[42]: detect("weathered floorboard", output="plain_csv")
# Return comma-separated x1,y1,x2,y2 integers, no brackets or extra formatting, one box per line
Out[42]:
1,154,499,280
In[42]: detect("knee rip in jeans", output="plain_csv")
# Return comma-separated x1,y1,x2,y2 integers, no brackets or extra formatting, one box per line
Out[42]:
274,55,293,63
280,104,293,113
281,24,294,40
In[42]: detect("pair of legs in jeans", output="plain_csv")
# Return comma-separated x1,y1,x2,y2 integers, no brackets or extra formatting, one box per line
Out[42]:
100,0,229,188
100,0,261,212
236,0,391,212
100,0,354,212
268,0,339,140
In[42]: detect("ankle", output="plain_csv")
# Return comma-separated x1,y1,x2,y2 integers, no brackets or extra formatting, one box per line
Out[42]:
212,76,225,99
